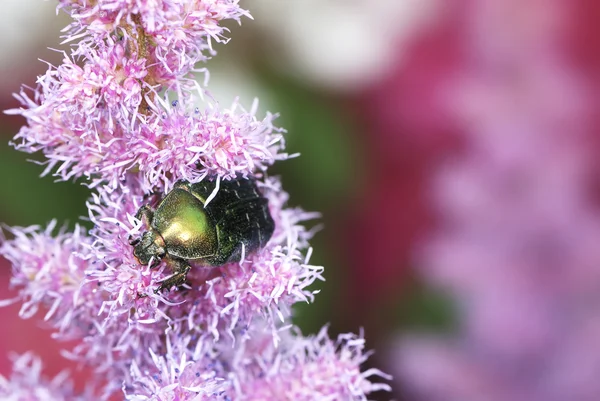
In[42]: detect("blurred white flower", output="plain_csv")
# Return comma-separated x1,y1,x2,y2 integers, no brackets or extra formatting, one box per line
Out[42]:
252,0,440,91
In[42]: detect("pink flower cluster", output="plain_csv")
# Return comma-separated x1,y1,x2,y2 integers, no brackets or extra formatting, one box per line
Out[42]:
1,1,389,399
10,37,285,190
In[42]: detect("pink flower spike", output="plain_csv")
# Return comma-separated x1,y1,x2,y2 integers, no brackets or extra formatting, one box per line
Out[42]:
228,324,392,400
1,1,389,399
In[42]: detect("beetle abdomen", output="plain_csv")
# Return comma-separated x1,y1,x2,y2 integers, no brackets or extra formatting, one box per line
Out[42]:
188,177,275,265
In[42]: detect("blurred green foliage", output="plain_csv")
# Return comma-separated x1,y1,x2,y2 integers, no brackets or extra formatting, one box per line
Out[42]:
0,139,89,228
391,280,457,332
265,74,360,335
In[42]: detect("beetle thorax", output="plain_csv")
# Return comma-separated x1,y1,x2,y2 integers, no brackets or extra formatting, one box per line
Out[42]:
152,188,218,260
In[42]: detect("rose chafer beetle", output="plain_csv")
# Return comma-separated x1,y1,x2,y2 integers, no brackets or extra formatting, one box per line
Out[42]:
130,176,275,292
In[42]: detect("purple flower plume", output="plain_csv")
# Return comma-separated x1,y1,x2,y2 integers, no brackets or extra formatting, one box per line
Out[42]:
123,323,391,400
1,1,389,399
393,2,600,400
9,45,286,190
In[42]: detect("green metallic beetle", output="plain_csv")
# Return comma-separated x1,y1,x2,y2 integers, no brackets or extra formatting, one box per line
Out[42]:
130,176,275,292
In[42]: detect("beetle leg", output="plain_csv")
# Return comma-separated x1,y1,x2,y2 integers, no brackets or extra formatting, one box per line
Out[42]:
150,257,162,269
135,205,155,225
155,257,191,293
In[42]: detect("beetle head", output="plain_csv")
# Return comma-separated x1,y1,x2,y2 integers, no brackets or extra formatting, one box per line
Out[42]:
133,230,166,266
